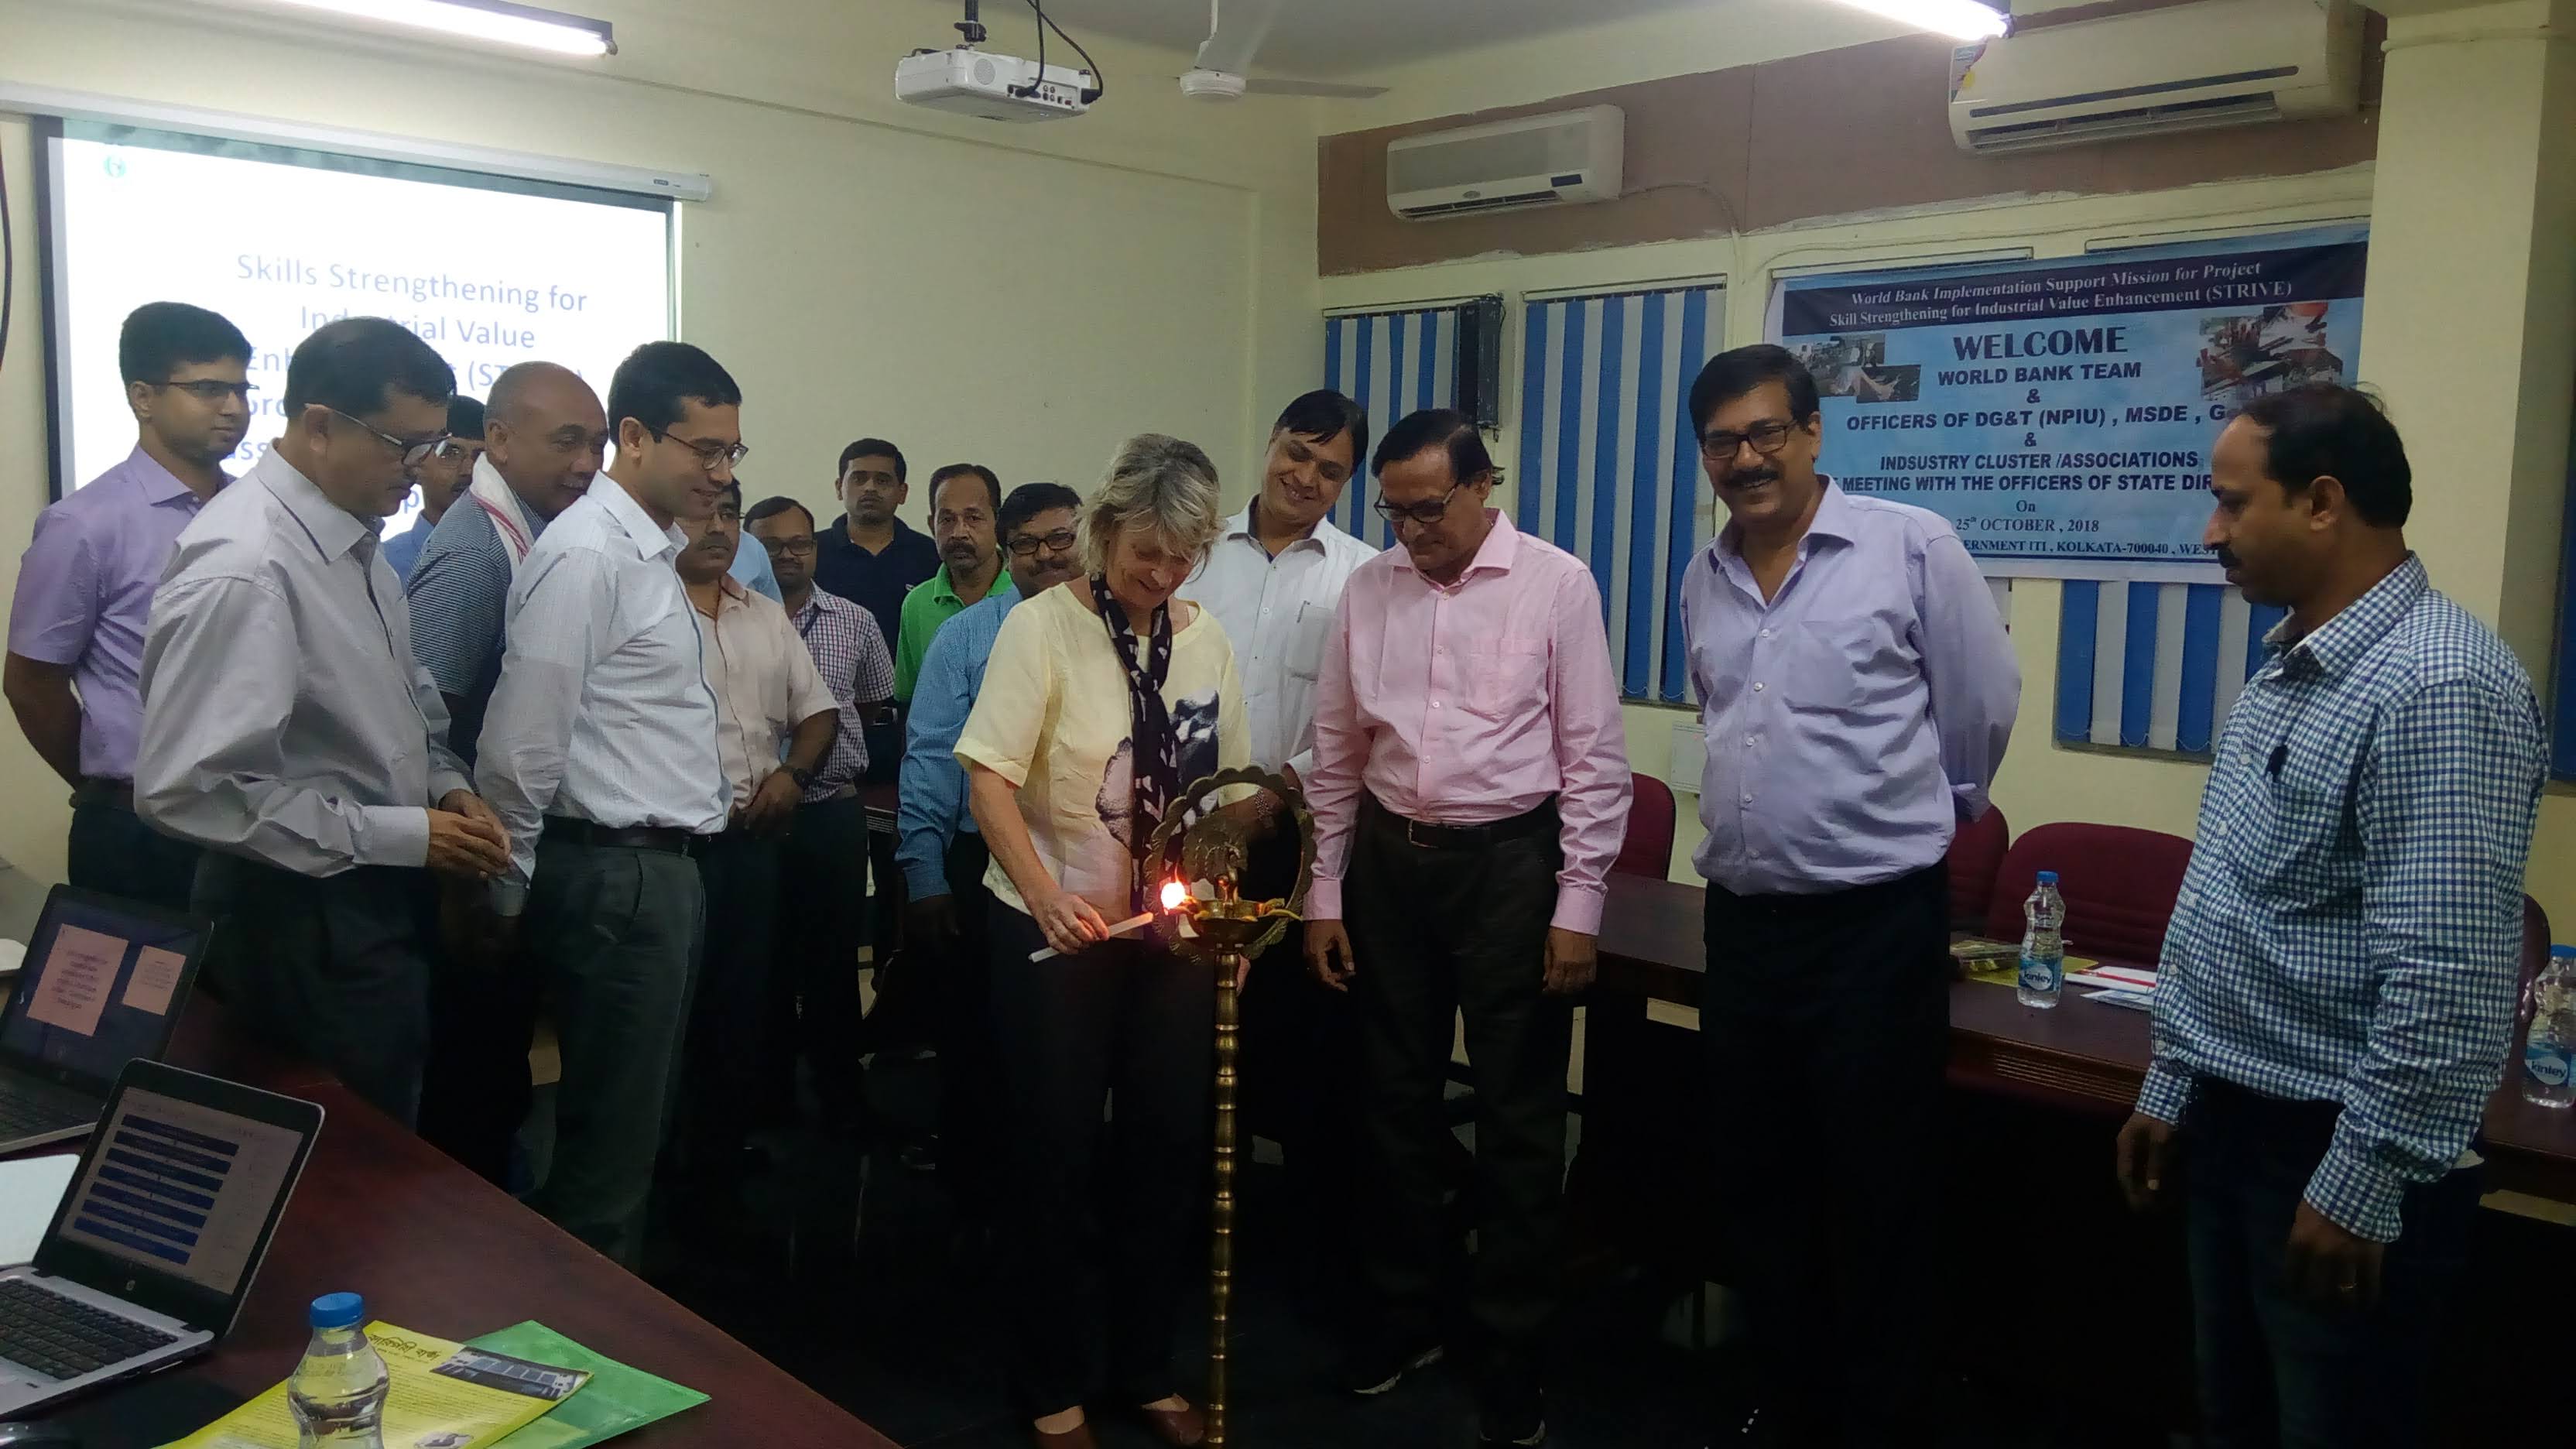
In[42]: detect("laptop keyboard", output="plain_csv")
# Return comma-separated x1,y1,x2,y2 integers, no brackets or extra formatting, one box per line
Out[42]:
0,1278,178,1382
0,1087,91,1141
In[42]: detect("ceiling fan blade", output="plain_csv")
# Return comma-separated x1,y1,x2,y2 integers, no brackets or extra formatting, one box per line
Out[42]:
1194,0,1283,77
1242,77,1391,98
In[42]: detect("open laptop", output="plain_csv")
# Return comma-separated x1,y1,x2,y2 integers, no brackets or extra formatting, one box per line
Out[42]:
0,1058,321,1413
0,886,212,1153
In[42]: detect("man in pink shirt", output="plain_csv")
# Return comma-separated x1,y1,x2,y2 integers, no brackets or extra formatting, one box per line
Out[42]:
1303,408,1629,1447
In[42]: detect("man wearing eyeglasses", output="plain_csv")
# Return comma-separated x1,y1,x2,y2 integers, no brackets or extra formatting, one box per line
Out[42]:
1677,344,2017,1447
9,302,251,913
1303,408,1629,1448
745,495,898,1132
383,395,484,583
894,480,1080,1208
475,340,742,1267
138,317,513,1128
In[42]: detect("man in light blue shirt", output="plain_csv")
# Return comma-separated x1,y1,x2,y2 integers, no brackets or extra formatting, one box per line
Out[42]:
2116,385,2543,1449
384,395,483,581
896,480,1080,1194
1677,344,2019,1447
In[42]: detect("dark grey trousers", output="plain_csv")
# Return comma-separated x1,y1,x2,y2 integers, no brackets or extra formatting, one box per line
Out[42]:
520,837,705,1268
191,853,437,1126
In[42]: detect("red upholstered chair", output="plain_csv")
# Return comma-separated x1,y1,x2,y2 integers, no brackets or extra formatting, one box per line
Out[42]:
1946,805,2010,931
1615,772,1677,879
1984,821,2195,965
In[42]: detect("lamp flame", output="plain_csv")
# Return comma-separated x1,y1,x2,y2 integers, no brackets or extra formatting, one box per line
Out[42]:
1160,879,1190,911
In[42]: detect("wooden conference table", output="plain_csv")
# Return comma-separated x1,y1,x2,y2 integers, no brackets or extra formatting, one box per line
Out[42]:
15,999,901,1447
1588,872,2576,1202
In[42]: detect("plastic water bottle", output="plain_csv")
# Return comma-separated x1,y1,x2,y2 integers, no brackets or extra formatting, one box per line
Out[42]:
2017,871,2066,1010
288,1293,388,1447
2523,946,2576,1109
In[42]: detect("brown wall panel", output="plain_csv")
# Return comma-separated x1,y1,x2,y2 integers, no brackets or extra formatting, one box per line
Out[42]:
1321,32,2378,276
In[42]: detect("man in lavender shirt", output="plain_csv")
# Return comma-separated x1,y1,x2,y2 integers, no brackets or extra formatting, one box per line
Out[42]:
5,302,252,911
1679,344,2017,1448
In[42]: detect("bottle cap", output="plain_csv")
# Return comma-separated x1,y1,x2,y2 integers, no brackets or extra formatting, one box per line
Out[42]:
308,1292,365,1331
2036,871,2058,885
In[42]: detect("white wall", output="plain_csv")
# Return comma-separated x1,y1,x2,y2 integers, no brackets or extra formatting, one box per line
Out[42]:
0,0,1322,881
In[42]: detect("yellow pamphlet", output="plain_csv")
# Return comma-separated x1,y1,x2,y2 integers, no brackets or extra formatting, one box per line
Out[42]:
161,1320,589,1448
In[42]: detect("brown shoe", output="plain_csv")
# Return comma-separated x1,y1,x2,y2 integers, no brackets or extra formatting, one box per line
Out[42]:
1032,1420,1098,1448
1136,1402,1208,1447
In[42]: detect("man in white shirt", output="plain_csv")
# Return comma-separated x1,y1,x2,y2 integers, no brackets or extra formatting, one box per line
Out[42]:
474,341,740,1267
1194,389,1375,1310
670,478,837,1229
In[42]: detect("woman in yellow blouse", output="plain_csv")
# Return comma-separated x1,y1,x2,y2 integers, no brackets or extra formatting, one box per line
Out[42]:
957,434,1249,1449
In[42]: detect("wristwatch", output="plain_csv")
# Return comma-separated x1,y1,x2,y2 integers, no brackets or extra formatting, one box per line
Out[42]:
786,764,814,790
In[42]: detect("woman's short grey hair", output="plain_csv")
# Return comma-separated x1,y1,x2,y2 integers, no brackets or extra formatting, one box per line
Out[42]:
1079,433,1224,574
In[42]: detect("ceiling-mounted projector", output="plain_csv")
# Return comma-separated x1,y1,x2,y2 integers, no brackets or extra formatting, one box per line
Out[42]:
896,48,1092,122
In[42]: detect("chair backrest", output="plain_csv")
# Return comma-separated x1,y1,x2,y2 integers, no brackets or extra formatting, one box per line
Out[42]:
2519,895,2554,1023
1615,772,1677,879
1985,821,2195,964
1946,806,2010,930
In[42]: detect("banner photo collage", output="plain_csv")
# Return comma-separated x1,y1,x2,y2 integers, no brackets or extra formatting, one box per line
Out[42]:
1766,225,2369,581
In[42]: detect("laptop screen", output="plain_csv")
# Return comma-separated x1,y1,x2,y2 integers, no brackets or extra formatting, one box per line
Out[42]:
52,1085,310,1297
1,892,204,1088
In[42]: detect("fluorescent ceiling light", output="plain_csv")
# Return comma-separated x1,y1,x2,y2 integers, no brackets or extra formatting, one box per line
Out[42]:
1824,0,2011,41
259,0,616,57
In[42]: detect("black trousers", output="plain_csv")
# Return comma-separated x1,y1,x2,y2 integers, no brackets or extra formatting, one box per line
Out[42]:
682,831,781,1173
2184,1078,2479,1449
417,902,542,1187
67,786,199,916
988,899,1211,1417
935,832,999,1205
764,793,868,1121
1346,804,1569,1366
1237,822,1362,1311
191,854,437,1127
1702,863,1950,1447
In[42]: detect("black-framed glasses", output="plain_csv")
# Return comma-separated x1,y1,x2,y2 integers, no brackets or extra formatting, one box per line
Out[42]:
327,406,448,469
648,426,751,473
1699,420,1797,466
1006,528,1079,558
429,438,485,463
762,535,818,557
160,379,254,402
1372,478,1471,528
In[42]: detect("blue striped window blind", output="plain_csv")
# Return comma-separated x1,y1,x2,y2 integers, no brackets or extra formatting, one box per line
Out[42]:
2057,581,2287,754
1324,305,1467,546
1513,283,1726,703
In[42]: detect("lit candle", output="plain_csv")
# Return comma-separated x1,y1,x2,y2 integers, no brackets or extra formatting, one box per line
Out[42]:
1027,909,1158,962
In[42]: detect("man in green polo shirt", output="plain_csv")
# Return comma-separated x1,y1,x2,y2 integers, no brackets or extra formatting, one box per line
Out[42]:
892,463,1005,701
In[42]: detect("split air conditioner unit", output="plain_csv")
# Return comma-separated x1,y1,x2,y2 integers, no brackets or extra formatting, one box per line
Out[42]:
1386,104,1624,221
1948,0,2360,155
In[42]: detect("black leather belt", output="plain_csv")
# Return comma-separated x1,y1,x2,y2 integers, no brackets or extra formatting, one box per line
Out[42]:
72,778,135,810
542,817,711,856
1363,795,1557,851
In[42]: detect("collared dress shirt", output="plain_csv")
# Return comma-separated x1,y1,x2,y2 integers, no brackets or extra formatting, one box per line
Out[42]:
10,445,220,783
1193,504,1376,777
896,581,1022,899
2136,555,2546,1242
1304,511,1630,935
690,574,838,810
476,474,727,903
814,515,940,656
406,478,546,766
787,586,896,802
1680,481,2019,896
137,447,470,875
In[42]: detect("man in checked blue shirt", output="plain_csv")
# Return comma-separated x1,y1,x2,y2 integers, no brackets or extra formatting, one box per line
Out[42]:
897,481,1082,1195
2115,385,2546,1449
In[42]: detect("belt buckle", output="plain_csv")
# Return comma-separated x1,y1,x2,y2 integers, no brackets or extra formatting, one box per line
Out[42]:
1406,817,1429,850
